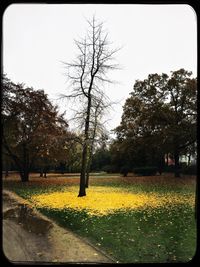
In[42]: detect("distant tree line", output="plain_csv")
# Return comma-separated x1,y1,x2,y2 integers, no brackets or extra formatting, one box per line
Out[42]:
2,68,197,184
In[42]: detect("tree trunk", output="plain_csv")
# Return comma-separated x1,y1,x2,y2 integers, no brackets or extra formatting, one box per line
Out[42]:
78,96,92,197
158,154,165,175
195,179,197,219
5,169,9,178
174,151,180,177
85,157,91,188
187,154,191,166
5,159,9,177
166,153,169,166
21,143,30,182
85,172,89,188
85,160,90,188
79,143,87,196
20,170,29,182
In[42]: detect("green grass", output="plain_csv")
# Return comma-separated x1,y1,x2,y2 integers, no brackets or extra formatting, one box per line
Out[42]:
37,205,196,263
3,174,197,263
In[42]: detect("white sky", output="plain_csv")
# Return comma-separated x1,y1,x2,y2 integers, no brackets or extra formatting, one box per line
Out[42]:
3,4,197,134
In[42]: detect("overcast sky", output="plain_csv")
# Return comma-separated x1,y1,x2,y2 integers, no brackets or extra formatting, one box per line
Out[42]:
3,4,197,134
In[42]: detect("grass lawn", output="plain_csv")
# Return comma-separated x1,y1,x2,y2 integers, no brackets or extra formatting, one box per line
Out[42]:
3,173,197,263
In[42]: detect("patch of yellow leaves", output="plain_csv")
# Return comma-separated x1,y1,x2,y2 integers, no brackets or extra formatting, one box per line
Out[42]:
30,186,194,216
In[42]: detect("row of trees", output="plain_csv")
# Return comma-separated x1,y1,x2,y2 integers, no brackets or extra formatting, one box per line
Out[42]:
2,75,81,181
2,16,120,197
1,68,197,192
112,69,197,177
88,69,197,179
2,16,197,198
2,73,111,190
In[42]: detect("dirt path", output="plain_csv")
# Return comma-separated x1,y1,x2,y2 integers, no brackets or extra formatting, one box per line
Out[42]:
2,190,115,264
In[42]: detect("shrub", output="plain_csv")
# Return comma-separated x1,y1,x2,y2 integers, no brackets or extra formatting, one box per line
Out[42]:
102,165,112,173
120,166,129,177
163,165,175,173
102,165,117,173
163,164,197,175
133,166,158,176
182,165,197,175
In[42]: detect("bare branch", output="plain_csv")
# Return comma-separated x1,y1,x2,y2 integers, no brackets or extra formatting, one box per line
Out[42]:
60,15,121,195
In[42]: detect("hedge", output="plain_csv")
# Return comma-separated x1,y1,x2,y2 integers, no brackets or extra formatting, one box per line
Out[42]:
133,166,158,176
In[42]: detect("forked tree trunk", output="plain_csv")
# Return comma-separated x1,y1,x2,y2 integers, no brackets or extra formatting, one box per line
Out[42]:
40,169,47,177
78,95,92,197
85,104,99,188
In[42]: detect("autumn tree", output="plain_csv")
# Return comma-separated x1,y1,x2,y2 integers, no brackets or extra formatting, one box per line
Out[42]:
2,75,69,182
36,120,72,177
63,16,120,196
165,70,197,176
115,69,197,177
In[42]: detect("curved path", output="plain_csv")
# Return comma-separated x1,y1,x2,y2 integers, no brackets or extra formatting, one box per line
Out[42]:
2,190,114,264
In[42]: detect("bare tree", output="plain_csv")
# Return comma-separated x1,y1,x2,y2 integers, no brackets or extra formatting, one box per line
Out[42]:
63,16,120,196
85,94,111,188
67,92,112,188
